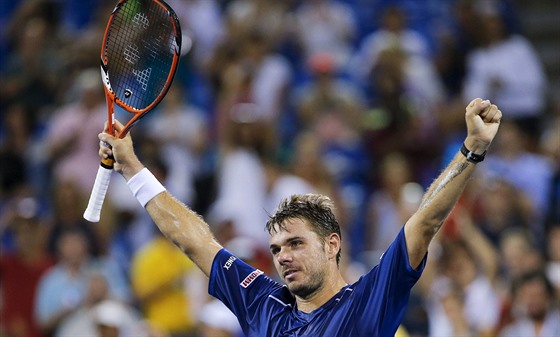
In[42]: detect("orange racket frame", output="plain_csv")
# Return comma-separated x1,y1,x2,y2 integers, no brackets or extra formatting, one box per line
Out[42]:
84,0,181,222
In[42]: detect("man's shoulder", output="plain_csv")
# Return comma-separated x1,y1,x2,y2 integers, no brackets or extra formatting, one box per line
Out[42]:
260,284,295,311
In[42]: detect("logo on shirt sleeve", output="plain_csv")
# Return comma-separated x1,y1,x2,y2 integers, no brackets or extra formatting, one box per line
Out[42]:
240,269,263,288
223,256,237,270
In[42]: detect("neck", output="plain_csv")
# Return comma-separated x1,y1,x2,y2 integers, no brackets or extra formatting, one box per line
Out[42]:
296,272,347,313
533,319,545,336
65,260,85,277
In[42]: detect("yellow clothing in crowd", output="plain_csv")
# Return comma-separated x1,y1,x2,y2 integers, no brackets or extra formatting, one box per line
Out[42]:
131,236,196,334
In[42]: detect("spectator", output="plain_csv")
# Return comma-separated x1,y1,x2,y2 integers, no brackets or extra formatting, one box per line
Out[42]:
475,179,532,246
0,103,33,206
292,52,365,129
56,274,134,337
499,228,545,284
42,68,107,195
237,28,291,121
146,83,210,205
351,4,432,81
285,131,341,215
262,156,317,225
225,0,289,48
312,112,369,245
130,229,199,337
462,3,547,143
495,227,546,332
1,103,34,157
46,179,104,258
209,104,273,248
365,152,422,261
212,29,292,147
34,228,130,336
169,0,224,68
480,120,555,246
433,0,485,97
360,43,442,182
0,198,54,337
294,0,357,71
0,7,62,114
351,3,443,110
198,299,243,337
93,299,146,337
420,207,501,337
499,270,560,337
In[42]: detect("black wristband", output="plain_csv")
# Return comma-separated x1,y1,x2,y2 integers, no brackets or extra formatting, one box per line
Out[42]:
460,143,486,163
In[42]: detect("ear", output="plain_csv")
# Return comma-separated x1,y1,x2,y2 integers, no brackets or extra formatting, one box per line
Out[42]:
325,233,341,261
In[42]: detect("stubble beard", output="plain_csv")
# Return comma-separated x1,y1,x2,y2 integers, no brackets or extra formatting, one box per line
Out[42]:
289,268,326,299
528,306,548,323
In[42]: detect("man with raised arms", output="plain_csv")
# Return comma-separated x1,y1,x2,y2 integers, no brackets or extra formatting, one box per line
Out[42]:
97,98,501,336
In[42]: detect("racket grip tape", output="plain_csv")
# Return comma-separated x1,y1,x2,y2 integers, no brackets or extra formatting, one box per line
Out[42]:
83,162,113,222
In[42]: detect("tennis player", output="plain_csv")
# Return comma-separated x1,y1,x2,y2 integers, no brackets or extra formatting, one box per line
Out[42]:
98,98,501,336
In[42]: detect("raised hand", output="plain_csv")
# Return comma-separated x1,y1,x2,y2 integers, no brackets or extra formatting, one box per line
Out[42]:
98,120,144,180
464,98,502,154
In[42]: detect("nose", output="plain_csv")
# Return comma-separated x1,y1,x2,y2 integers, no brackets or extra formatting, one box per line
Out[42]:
277,247,292,265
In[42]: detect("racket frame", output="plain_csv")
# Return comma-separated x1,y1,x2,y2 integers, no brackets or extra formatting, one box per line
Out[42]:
84,0,181,222
101,0,182,139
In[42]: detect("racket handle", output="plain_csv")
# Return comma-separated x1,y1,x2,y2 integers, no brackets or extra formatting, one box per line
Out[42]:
83,161,113,222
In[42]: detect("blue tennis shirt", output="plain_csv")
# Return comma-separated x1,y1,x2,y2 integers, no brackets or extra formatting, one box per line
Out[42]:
209,227,425,337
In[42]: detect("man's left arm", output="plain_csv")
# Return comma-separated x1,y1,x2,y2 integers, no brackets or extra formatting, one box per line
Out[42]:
404,98,502,268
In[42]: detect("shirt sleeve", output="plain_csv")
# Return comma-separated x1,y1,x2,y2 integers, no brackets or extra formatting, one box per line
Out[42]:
208,248,282,334
354,227,426,336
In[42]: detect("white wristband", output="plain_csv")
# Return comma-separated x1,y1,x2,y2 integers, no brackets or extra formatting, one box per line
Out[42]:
127,168,166,207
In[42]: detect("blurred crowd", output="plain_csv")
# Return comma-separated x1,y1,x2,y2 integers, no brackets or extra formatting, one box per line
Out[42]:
0,0,558,337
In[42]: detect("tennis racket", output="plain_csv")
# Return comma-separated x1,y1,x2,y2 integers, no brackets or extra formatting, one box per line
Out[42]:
83,0,182,222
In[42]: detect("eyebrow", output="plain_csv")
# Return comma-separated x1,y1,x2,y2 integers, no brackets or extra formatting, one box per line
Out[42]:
270,236,306,250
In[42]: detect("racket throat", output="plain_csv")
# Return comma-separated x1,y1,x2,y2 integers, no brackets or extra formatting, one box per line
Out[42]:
101,157,115,169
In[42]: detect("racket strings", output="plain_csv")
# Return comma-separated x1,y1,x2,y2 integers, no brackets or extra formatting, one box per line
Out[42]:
104,0,177,111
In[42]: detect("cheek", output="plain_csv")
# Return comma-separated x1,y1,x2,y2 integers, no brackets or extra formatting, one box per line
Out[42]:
303,246,329,268
273,259,282,274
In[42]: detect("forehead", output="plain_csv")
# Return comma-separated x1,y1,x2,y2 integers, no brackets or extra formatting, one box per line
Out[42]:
519,278,547,293
268,218,317,244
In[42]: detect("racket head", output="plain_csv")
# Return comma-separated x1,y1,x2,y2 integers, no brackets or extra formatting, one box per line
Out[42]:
101,0,182,138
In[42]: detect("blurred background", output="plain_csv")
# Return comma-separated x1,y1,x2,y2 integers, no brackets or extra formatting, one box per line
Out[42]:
0,0,559,337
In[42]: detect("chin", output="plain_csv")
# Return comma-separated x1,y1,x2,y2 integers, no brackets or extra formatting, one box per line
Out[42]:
288,280,320,299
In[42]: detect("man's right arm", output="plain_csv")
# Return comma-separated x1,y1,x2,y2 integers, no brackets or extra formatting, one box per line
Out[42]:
98,122,222,277
403,98,501,269
144,192,223,277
